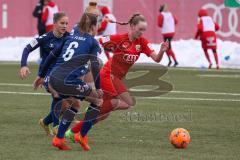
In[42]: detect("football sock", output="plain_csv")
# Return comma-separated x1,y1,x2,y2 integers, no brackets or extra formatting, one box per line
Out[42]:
204,50,211,64
43,112,52,126
43,97,61,126
169,49,177,62
213,51,219,66
80,103,100,137
71,121,84,133
51,97,62,127
57,106,78,139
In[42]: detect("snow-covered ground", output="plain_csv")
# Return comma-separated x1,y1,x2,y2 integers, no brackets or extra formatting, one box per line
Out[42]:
0,37,240,69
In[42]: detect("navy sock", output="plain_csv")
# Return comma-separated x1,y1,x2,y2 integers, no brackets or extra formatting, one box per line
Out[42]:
51,97,62,127
57,107,78,139
43,112,52,125
80,103,100,137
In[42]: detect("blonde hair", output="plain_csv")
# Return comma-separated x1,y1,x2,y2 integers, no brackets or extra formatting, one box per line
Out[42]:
85,2,100,16
78,13,98,33
53,12,67,23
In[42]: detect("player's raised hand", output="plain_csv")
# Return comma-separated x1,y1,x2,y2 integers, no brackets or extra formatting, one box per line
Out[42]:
33,76,44,90
19,66,31,79
160,40,169,52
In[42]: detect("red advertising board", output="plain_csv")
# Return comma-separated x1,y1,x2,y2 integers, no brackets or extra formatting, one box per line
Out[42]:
0,0,239,42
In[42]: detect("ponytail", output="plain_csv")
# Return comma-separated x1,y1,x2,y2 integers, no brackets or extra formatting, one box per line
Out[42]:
110,13,145,26
78,13,98,34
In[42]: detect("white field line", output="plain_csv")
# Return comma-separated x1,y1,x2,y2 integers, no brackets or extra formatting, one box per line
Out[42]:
167,67,240,73
138,97,240,102
130,89,240,96
1,62,240,72
198,74,240,78
0,91,49,96
0,91,239,102
1,83,240,96
0,83,32,87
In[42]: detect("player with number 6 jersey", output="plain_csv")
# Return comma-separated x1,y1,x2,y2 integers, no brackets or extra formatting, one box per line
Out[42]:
34,13,103,150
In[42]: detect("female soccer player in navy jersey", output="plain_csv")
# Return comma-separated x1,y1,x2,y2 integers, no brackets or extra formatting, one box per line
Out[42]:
66,13,169,150
33,12,103,150
19,12,69,135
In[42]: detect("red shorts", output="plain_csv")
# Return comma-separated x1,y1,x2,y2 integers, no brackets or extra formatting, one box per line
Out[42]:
100,70,127,98
201,34,217,50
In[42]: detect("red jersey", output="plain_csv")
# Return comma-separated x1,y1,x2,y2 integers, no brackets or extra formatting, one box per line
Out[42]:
100,33,154,78
42,1,59,32
158,12,177,38
195,16,220,49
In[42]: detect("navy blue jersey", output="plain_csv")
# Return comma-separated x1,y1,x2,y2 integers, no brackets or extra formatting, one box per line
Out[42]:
39,28,101,89
21,31,69,73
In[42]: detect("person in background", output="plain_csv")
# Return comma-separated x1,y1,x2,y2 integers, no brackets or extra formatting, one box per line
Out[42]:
85,1,101,16
32,0,46,58
98,6,117,59
42,0,59,32
158,4,178,67
195,9,220,69
33,0,46,36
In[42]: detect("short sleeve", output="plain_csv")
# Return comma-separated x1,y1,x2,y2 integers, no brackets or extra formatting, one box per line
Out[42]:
99,34,120,44
91,38,101,56
99,34,120,52
141,37,154,57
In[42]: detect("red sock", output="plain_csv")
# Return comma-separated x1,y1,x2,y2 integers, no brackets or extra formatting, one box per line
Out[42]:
213,51,219,66
168,49,177,62
71,121,83,133
204,49,211,64
100,99,113,115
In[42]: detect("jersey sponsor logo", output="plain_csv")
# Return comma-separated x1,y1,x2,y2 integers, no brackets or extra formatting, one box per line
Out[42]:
123,54,139,63
135,45,141,52
29,39,38,48
73,36,86,41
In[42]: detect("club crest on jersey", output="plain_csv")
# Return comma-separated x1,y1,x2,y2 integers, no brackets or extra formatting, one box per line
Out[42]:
135,45,141,52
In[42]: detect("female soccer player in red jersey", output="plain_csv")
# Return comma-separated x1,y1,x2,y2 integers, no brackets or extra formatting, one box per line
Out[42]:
195,9,220,69
67,13,169,150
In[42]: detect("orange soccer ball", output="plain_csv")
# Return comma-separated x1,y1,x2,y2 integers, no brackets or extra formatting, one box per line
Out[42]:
169,128,191,148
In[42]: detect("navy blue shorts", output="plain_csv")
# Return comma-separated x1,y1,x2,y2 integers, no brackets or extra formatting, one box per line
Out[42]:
49,76,92,99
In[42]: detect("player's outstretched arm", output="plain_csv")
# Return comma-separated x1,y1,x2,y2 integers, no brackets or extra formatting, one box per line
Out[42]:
150,41,169,63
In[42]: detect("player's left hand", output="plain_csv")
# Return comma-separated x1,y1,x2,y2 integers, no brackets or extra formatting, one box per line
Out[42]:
19,66,31,79
33,76,44,90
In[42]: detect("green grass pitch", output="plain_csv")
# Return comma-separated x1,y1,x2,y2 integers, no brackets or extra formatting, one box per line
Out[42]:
0,63,239,160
